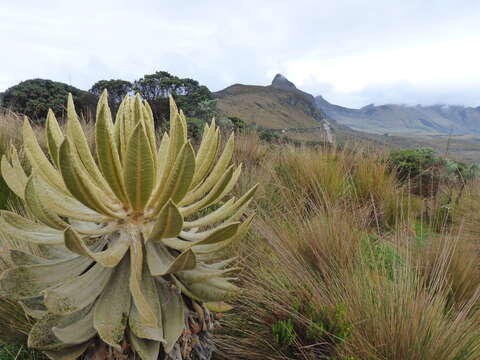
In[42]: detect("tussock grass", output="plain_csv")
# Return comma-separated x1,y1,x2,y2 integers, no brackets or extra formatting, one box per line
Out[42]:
215,133,480,360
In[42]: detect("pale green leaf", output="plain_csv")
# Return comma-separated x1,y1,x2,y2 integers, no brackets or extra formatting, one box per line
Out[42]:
147,200,183,242
129,235,157,327
23,117,68,194
25,176,68,230
124,121,155,213
44,262,113,315
157,278,185,353
0,255,93,299
96,98,128,204
53,305,95,344
129,328,160,360
180,133,234,205
94,255,131,349
45,109,64,168
59,139,120,217
64,227,130,267
146,242,196,276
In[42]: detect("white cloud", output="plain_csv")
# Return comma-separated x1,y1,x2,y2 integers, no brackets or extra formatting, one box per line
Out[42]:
1,0,480,107
283,36,480,106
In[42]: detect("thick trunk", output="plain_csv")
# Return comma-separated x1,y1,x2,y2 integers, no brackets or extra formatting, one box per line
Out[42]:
86,304,218,360
166,304,217,360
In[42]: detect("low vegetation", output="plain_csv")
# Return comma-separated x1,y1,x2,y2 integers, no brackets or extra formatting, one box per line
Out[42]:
1,97,480,359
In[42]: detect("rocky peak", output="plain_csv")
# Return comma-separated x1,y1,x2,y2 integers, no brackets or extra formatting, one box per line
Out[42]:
271,73,297,91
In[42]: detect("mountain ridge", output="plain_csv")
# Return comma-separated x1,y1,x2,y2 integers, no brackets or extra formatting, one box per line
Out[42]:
213,74,480,162
314,89,480,136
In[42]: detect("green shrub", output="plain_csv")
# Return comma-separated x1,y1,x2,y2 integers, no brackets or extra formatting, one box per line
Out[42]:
388,148,444,196
2,79,97,121
361,234,404,280
271,319,296,346
186,116,206,140
0,344,45,360
296,300,352,345
389,148,440,179
228,116,247,133
257,127,280,143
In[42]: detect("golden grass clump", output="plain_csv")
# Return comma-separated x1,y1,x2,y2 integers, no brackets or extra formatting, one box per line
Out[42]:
214,133,480,360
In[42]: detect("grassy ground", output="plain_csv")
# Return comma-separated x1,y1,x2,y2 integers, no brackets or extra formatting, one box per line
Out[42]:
213,133,480,359
1,113,480,359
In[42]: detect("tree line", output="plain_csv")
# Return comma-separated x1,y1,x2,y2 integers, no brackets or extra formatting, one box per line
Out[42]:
0,71,216,130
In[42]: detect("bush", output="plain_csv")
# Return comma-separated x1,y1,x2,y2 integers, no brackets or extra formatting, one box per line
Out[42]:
388,148,445,196
2,79,96,121
186,117,207,141
228,116,247,133
89,79,132,113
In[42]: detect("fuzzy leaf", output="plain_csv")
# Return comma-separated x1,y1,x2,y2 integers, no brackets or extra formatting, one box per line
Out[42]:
0,255,92,300
64,227,129,267
129,329,160,360
180,165,235,217
59,139,119,217
184,184,258,228
204,301,233,313
25,176,68,230
150,143,195,214
53,305,96,344
94,255,131,349
23,117,68,194
146,242,196,276
157,279,185,353
45,109,64,168
190,121,219,188
129,236,157,327
174,276,240,302
65,93,114,196
0,211,64,245
180,133,234,205
124,121,155,213
96,96,128,204
42,342,91,360
147,200,183,242
44,263,113,314
1,150,27,199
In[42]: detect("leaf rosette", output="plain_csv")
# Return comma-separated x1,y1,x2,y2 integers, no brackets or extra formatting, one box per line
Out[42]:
0,91,256,359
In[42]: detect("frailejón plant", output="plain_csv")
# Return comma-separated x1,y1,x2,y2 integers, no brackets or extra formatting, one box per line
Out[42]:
0,91,256,359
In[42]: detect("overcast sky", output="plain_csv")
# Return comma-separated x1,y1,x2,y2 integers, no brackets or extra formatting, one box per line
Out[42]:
1,0,480,108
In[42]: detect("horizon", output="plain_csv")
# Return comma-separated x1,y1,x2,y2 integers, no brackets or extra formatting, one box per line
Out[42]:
2,1,480,108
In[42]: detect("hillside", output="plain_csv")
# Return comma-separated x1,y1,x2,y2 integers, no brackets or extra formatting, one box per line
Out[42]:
215,74,480,162
214,78,331,142
315,95,480,136
215,84,321,129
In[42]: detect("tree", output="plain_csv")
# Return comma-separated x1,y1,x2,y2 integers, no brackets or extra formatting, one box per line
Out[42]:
193,99,217,121
133,71,176,100
2,79,96,121
89,79,132,112
133,71,215,126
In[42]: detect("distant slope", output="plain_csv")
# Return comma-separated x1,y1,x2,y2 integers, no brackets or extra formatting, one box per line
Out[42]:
214,81,325,131
214,74,480,162
315,96,480,136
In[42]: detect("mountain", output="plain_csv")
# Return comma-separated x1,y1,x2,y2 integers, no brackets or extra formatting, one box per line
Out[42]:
271,74,315,102
214,74,480,162
214,75,331,142
315,96,480,136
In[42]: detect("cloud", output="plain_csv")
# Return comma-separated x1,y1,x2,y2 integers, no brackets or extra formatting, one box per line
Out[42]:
1,0,480,107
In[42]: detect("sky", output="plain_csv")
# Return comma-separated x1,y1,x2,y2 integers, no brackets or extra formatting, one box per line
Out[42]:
1,0,480,108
